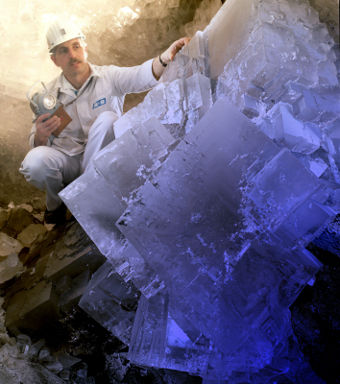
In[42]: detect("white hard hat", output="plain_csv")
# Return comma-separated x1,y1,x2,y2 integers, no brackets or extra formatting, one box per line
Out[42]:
46,19,85,53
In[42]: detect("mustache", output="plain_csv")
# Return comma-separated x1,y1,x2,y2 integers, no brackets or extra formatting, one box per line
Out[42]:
69,59,82,65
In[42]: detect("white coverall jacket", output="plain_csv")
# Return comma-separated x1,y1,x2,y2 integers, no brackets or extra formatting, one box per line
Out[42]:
20,59,158,210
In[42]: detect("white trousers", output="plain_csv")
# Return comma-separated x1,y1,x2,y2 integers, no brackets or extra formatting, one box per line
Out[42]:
20,111,116,211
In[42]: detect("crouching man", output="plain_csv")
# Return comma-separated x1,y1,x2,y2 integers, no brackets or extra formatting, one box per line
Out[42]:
20,18,189,224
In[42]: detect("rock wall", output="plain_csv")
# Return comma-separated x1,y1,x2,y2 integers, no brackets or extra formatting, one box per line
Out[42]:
308,0,339,43
0,94,45,206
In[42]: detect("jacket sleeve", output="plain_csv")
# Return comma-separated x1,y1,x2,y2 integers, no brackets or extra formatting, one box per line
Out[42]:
108,59,158,96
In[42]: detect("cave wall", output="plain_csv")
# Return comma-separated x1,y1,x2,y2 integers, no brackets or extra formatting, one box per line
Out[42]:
0,94,44,206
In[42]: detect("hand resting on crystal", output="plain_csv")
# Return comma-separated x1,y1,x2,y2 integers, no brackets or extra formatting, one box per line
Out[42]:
152,37,191,80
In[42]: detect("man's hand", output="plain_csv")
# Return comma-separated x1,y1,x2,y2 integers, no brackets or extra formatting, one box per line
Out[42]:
161,37,191,64
34,113,61,146
152,37,191,80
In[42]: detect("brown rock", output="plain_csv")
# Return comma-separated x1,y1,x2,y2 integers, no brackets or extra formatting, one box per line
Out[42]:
17,203,33,213
17,224,47,248
0,231,25,284
44,245,105,281
0,253,25,284
33,212,44,223
4,255,49,298
0,208,9,230
5,207,34,237
0,232,24,261
20,228,60,266
5,281,58,333
31,197,46,212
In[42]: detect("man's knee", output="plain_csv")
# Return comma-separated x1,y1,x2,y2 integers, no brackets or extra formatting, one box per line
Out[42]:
89,111,116,141
93,111,117,133
97,111,118,125
19,147,57,184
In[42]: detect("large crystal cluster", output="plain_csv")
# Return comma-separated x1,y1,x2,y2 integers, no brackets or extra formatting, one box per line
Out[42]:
60,0,339,382
215,0,340,185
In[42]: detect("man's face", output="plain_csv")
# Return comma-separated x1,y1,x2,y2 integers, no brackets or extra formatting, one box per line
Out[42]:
51,38,89,77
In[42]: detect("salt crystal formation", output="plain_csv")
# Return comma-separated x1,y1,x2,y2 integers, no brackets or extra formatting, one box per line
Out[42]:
215,0,340,184
60,0,339,382
114,70,212,138
118,99,325,382
79,262,140,345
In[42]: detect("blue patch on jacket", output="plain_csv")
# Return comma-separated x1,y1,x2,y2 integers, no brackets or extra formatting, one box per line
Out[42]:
92,98,106,109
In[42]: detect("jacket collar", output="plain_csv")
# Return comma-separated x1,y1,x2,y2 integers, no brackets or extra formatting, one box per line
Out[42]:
54,63,100,97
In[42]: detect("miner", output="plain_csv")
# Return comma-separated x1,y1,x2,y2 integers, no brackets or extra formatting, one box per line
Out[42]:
20,19,189,224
